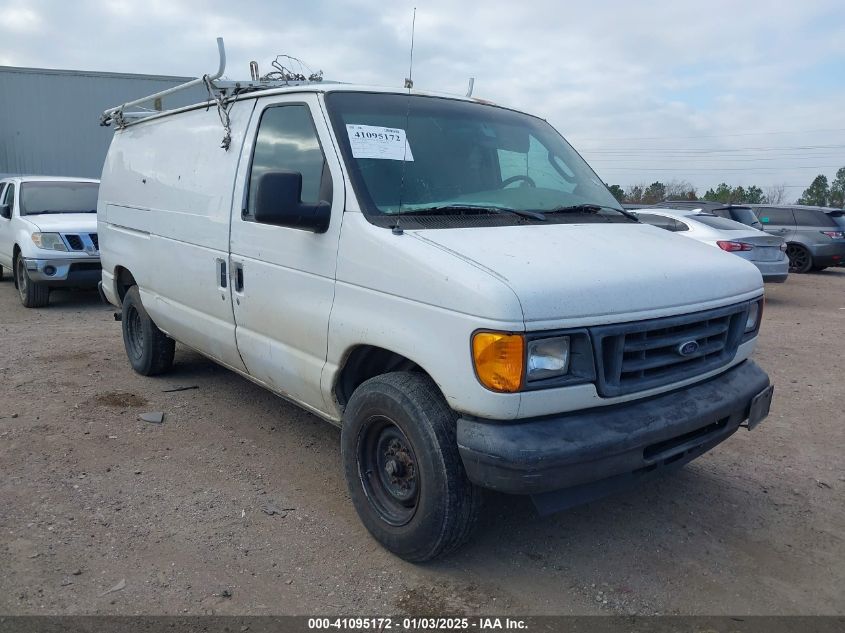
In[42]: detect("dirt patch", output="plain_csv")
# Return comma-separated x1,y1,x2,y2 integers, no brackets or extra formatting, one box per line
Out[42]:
91,391,148,408
37,350,93,362
395,584,487,615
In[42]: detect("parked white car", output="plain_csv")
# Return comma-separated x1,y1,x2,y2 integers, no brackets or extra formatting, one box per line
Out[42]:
98,77,773,561
635,208,789,283
0,176,101,307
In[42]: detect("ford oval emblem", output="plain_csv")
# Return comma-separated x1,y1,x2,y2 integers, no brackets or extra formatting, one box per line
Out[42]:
677,340,700,357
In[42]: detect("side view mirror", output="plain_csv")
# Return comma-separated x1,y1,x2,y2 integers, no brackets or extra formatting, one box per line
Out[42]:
254,170,330,233
0,204,10,219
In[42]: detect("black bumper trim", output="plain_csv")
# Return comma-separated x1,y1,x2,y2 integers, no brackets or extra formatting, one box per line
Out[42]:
457,360,770,497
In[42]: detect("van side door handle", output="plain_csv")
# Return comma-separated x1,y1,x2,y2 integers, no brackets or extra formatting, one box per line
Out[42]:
216,258,227,288
234,262,244,293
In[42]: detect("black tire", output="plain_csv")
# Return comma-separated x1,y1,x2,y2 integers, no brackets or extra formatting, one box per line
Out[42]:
785,244,813,274
0,264,4,280
341,372,482,562
14,254,50,308
121,285,175,376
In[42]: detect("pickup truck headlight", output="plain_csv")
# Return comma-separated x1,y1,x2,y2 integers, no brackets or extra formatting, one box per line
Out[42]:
31,232,67,251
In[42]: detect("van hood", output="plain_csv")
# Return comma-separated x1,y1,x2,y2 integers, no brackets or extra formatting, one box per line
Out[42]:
23,213,98,233
410,222,763,325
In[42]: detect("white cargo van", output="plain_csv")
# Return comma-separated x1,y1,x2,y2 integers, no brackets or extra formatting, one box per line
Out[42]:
98,60,773,561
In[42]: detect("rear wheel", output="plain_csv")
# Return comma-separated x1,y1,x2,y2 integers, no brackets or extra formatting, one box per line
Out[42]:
786,244,812,274
121,286,175,376
15,255,50,308
341,372,482,562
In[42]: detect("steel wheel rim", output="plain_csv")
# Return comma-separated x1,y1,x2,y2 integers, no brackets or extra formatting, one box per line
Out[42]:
125,306,145,360
357,416,419,526
16,258,27,300
786,245,808,272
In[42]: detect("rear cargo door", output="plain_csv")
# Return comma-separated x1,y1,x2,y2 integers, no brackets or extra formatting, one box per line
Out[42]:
228,94,344,414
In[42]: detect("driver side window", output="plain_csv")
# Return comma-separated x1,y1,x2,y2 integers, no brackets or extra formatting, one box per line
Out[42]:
245,104,329,218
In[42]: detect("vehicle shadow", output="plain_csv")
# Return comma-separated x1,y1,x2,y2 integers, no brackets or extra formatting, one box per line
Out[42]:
47,288,105,309
810,267,845,277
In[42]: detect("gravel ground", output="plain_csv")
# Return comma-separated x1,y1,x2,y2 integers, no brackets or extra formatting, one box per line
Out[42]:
0,269,843,616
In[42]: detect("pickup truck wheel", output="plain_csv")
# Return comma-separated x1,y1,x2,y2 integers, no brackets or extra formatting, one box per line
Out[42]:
786,244,812,273
121,286,175,376
341,372,482,562
15,255,49,308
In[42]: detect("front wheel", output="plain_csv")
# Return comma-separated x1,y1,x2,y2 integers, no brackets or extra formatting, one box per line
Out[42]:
15,255,50,308
786,244,813,273
341,372,482,562
121,286,175,376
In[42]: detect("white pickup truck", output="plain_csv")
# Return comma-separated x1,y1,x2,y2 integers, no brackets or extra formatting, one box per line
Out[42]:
97,81,773,561
0,176,101,307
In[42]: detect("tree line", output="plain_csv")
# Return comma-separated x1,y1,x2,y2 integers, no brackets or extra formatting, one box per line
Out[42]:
607,166,845,208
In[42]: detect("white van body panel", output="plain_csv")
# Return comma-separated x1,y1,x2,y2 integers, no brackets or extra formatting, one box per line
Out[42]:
99,101,257,372
325,212,525,419
228,93,345,413
412,222,764,326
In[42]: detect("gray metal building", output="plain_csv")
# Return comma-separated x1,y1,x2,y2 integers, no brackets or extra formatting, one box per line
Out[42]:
0,66,208,179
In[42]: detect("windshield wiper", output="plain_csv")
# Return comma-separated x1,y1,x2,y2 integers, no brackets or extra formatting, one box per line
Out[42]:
547,204,638,221
399,204,546,221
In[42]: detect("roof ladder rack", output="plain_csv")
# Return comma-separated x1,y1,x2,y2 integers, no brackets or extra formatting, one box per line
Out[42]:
100,37,227,127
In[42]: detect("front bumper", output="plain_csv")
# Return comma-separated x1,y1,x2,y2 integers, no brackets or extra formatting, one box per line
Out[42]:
24,257,101,287
808,242,845,267
457,360,771,509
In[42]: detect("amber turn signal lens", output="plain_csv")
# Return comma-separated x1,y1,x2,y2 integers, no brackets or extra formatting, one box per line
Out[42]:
472,332,524,392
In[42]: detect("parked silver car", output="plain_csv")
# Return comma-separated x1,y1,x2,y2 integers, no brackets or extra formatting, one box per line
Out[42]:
636,209,789,283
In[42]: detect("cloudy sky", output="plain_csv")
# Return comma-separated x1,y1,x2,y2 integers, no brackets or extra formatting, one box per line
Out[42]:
1,0,844,199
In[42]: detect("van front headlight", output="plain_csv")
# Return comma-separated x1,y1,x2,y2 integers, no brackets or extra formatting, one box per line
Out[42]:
526,336,570,381
31,232,67,251
745,299,763,333
471,330,595,392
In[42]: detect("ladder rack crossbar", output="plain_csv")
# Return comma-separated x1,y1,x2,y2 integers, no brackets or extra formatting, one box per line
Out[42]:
100,37,226,127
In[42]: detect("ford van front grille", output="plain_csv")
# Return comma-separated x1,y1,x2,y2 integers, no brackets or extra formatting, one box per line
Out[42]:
90,233,99,250
591,302,751,397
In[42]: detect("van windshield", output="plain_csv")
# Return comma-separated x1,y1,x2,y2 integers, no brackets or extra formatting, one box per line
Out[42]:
20,182,99,216
325,92,628,222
